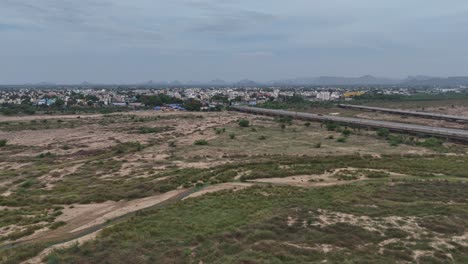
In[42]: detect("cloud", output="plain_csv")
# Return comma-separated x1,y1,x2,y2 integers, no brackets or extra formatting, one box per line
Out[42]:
1,0,468,83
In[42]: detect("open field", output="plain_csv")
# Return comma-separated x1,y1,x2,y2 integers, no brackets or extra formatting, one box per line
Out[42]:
0,107,468,263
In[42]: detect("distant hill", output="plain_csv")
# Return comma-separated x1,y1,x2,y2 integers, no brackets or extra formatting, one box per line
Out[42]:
271,75,399,85
235,79,259,86
402,76,468,86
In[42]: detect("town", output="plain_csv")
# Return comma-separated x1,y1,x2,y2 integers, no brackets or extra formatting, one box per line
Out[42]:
1,83,466,114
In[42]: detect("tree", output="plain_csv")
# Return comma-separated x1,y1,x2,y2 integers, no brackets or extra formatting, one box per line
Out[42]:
183,99,203,111
54,98,65,107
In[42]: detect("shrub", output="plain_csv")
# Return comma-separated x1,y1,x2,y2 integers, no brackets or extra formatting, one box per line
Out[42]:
418,137,443,148
388,135,403,146
214,128,225,134
0,139,7,147
280,124,286,130
366,171,390,178
258,135,267,140
229,133,236,139
377,128,390,138
50,221,67,230
342,129,352,137
304,122,311,127
168,141,176,148
194,140,208,146
314,143,322,148
327,135,334,140
337,137,347,143
238,119,250,127
325,122,338,131
276,117,292,125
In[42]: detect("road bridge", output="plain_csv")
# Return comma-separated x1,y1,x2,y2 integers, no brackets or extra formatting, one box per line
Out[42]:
339,104,468,123
231,106,468,142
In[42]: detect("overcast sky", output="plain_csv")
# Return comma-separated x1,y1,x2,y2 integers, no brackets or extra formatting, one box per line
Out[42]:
1,0,468,83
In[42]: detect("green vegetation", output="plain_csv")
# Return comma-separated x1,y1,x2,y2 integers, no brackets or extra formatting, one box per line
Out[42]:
183,99,203,111
137,94,183,106
214,128,226,134
44,181,468,263
238,119,250,127
325,122,338,131
342,129,352,137
0,139,6,147
194,140,209,146
336,137,347,143
260,95,334,110
376,128,390,138
1,108,468,263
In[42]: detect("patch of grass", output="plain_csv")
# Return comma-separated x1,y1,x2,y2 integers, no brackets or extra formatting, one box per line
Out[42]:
46,181,468,263
194,140,209,146
49,221,67,230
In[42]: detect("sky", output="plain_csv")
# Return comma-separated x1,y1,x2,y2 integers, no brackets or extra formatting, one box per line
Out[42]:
1,0,468,84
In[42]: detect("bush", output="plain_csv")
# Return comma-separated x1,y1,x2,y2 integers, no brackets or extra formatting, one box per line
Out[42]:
238,119,250,127
314,143,322,148
214,128,226,134
194,140,208,146
418,138,443,148
325,122,338,131
276,117,292,125
388,135,403,146
138,127,158,134
50,221,67,230
258,135,267,140
366,171,390,178
337,137,347,143
377,128,390,138
304,122,311,127
342,129,352,137
0,139,7,147
229,133,236,139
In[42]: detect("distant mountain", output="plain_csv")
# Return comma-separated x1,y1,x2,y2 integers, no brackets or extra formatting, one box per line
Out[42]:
235,79,258,86
208,79,228,85
403,76,468,86
271,76,399,85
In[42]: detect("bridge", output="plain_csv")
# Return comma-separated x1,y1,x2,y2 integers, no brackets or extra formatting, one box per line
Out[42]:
231,106,468,142
339,104,468,123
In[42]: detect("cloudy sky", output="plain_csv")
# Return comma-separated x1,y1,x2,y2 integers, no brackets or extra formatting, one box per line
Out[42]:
1,0,468,83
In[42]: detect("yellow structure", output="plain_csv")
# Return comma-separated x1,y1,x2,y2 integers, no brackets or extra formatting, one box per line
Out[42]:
344,91,366,98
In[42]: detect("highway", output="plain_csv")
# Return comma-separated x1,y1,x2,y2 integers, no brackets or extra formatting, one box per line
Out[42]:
339,104,468,123
231,106,468,142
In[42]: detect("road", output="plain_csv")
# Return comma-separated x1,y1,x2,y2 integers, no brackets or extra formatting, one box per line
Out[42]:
339,104,468,123
231,106,468,141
